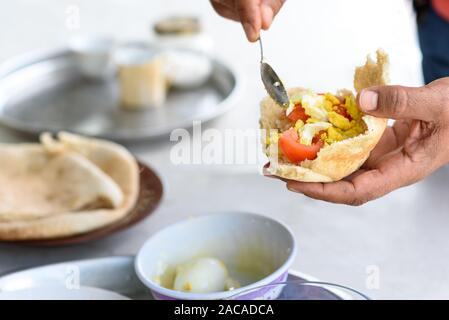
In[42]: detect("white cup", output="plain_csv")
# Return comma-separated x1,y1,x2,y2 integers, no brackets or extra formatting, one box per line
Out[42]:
69,35,116,79
115,45,167,110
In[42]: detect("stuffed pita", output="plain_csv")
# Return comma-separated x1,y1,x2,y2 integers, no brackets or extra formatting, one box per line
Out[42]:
261,50,389,182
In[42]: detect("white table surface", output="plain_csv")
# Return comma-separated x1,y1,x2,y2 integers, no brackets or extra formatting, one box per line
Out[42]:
1,0,448,300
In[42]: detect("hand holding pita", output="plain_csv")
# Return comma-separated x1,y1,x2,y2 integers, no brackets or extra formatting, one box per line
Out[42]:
268,78,449,205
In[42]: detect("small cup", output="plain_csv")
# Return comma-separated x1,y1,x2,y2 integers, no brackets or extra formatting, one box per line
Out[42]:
162,50,212,89
115,45,167,110
152,16,214,54
152,16,213,89
69,35,116,79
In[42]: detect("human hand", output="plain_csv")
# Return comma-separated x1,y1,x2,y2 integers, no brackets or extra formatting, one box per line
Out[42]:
265,78,449,205
210,0,286,42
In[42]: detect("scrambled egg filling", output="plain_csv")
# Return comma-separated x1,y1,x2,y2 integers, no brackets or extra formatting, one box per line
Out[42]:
267,91,366,147
322,94,366,144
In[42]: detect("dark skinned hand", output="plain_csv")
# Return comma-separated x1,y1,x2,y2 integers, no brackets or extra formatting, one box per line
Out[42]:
266,78,449,205
210,0,286,41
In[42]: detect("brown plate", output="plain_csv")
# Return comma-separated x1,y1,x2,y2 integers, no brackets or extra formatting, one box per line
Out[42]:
7,161,163,246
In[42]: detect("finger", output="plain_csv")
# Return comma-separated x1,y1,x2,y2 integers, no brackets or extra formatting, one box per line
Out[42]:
211,0,235,9
262,163,276,177
262,166,273,176
343,169,368,181
363,127,398,168
392,119,413,145
357,84,445,121
286,180,362,205
235,0,262,41
403,120,441,164
286,172,384,206
210,1,240,21
269,0,286,16
260,4,274,30
261,0,285,29
287,149,430,205
363,120,412,168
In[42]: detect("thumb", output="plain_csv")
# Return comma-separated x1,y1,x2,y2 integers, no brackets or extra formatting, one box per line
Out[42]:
261,0,286,30
236,0,262,42
357,85,442,121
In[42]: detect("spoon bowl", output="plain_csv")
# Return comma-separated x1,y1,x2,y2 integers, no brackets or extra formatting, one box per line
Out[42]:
259,37,290,108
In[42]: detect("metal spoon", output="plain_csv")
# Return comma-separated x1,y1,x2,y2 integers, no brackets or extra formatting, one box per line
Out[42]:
259,36,290,108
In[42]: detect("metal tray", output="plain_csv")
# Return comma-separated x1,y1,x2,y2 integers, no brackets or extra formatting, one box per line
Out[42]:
0,48,241,141
0,256,356,300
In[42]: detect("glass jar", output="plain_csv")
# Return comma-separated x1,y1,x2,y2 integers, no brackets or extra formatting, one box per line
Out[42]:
152,16,214,54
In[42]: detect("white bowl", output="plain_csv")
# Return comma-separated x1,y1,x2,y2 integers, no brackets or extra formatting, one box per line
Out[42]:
162,50,213,88
69,35,116,79
135,212,296,300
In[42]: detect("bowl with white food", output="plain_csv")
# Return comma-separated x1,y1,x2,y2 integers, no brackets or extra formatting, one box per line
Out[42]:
134,211,296,300
69,35,116,79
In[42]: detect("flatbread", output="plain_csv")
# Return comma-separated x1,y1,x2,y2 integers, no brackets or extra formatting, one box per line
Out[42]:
0,132,139,240
261,50,389,182
354,49,389,93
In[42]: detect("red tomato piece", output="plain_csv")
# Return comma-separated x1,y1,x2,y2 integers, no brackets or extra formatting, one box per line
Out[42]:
279,129,324,163
287,103,309,122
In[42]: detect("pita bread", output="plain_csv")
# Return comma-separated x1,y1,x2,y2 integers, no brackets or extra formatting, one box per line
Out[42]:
0,132,139,240
261,50,389,182
354,49,389,93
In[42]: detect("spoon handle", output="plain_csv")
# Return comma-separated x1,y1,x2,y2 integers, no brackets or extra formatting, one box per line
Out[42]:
259,36,264,63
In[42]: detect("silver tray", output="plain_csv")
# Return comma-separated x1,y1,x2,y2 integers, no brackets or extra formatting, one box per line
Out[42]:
0,48,241,141
0,256,358,300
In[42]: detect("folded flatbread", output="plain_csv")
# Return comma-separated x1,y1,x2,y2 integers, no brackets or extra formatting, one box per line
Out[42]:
0,132,139,240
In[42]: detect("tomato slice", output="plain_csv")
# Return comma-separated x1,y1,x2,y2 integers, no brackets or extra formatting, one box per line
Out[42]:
279,129,324,163
287,103,309,122
334,105,352,120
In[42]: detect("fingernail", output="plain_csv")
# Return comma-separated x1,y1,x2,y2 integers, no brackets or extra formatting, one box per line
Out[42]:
262,169,272,176
242,22,257,41
359,90,378,111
